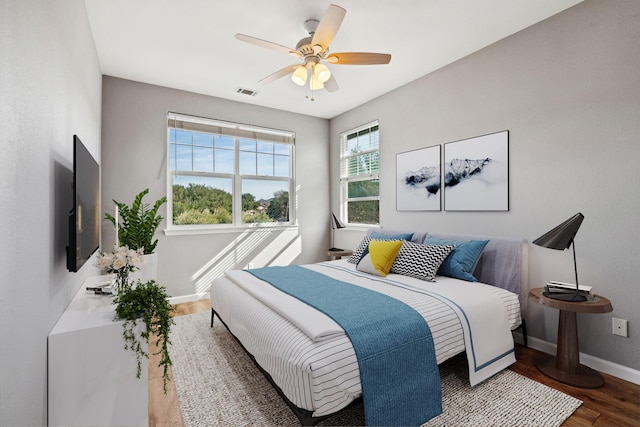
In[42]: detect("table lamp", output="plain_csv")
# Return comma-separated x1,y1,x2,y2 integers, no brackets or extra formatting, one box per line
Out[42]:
533,212,587,302
329,211,345,251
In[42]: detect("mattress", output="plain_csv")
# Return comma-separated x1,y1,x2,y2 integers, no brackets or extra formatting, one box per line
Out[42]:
210,259,521,418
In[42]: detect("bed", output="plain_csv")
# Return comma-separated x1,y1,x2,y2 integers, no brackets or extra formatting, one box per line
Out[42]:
209,230,528,426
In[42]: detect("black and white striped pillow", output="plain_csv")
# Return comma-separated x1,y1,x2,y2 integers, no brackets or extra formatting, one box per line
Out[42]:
391,241,455,282
347,236,371,264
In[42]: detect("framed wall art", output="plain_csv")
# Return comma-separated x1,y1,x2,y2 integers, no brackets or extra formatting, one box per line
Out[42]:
396,145,441,211
443,130,509,211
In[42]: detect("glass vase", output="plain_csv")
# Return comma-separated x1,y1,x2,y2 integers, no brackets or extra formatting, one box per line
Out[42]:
111,271,132,295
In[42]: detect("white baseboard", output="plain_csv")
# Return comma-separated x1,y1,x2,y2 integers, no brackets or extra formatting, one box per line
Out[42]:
528,336,640,385
168,292,210,306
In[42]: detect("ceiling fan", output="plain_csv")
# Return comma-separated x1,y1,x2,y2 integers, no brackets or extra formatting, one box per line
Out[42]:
235,4,391,96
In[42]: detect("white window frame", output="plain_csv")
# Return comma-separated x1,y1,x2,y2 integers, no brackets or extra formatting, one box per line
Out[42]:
165,112,296,235
339,120,380,226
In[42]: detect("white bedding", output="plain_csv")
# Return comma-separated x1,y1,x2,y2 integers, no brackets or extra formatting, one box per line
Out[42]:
210,259,521,418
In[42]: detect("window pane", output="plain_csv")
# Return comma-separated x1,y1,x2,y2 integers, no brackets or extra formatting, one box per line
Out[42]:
175,130,192,145
214,148,234,174
240,151,256,175
215,135,234,149
347,200,379,225
356,127,379,152
169,142,176,170
172,175,232,225
175,144,192,171
348,179,379,198
192,146,213,173
240,138,256,152
274,154,289,177
242,179,289,223
363,152,380,175
193,132,213,147
347,152,379,177
370,126,379,148
274,143,289,156
357,129,371,151
257,141,274,154
169,128,176,143
257,153,273,176
347,134,358,154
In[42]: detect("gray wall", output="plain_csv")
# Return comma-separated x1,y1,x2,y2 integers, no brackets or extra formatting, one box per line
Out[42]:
330,0,639,371
101,77,330,298
0,1,103,425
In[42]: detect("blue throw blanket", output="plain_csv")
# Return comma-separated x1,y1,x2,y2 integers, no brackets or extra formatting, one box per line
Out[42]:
247,265,442,426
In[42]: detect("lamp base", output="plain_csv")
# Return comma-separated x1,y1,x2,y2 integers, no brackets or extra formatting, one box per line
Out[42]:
328,247,343,252
543,291,587,302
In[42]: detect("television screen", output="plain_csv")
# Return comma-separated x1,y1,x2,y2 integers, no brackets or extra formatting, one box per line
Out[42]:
67,135,100,272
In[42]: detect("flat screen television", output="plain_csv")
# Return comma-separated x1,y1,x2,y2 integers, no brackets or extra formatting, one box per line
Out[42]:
67,135,100,272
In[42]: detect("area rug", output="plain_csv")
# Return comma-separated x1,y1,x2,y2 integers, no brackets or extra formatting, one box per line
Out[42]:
169,311,582,427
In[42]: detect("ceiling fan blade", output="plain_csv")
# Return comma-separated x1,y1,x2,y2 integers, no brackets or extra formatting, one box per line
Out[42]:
327,52,392,65
258,64,298,85
311,4,346,51
324,74,339,92
235,34,300,57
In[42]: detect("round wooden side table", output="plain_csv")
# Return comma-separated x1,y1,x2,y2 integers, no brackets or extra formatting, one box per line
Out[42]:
529,287,612,388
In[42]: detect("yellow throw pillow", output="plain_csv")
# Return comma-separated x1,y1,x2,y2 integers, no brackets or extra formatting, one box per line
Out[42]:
356,239,403,277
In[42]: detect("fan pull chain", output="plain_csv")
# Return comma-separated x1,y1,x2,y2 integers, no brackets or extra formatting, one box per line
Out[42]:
305,88,316,101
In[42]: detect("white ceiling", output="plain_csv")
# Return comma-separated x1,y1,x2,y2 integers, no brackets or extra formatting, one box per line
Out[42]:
84,0,583,119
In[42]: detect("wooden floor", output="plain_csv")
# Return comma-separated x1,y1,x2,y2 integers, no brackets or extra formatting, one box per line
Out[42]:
149,299,640,427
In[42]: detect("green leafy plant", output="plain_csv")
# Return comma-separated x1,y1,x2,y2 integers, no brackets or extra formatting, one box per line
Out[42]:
105,188,167,254
113,279,175,392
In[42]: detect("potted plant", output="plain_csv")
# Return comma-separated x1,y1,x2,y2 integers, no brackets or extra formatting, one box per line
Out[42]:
105,188,167,281
105,188,167,254
113,279,174,392
95,246,175,392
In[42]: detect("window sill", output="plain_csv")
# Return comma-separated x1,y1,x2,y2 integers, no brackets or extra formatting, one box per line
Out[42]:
343,224,380,230
164,223,298,236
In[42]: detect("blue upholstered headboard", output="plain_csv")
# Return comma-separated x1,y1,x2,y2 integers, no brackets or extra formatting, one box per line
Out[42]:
367,229,529,315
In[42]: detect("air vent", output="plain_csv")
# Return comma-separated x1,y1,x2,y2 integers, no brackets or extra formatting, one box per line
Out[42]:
236,87,258,97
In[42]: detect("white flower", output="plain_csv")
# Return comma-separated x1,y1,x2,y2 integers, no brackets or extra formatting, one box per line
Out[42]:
112,256,126,270
96,253,113,269
95,245,143,276
128,249,143,267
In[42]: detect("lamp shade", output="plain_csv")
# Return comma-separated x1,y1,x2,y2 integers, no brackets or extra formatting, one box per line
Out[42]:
291,66,308,86
331,211,345,230
533,213,584,250
313,63,331,83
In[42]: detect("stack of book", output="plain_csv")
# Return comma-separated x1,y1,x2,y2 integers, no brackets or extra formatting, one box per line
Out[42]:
545,280,592,296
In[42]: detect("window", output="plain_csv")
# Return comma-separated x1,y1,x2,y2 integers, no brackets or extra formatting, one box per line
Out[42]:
167,112,295,230
340,121,380,225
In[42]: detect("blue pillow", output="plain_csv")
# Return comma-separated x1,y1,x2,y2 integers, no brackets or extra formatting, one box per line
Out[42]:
423,236,489,282
369,231,414,241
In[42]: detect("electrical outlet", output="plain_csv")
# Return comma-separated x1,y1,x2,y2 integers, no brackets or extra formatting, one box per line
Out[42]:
612,318,628,337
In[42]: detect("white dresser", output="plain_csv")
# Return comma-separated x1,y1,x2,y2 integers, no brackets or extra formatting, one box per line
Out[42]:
48,276,148,426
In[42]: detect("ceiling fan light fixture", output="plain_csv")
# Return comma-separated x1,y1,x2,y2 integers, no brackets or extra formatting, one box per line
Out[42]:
291,66,308,86
313,63,331,83
235,5,390,96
